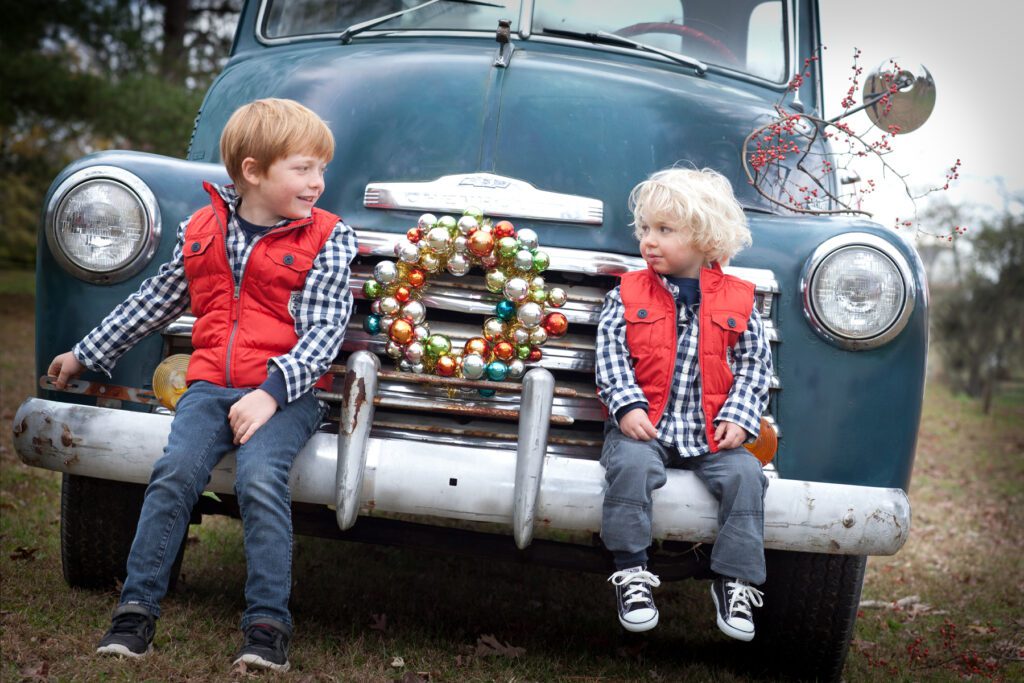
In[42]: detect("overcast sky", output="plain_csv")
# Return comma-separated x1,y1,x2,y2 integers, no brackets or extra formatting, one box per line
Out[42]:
818,1,1022,233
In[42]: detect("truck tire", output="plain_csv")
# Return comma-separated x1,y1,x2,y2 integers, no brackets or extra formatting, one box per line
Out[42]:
754,549,866,682
60,474,185,591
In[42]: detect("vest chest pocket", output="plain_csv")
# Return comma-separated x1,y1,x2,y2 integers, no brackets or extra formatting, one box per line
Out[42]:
181,233,218,278
263,245,316,290
183,234,217,258
624,306,669,358
709,311,749,348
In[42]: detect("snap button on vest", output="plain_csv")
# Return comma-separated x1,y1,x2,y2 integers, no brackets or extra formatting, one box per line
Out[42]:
728,317,736,328
283,254,294,265
638,309,648,319
191,242,200,252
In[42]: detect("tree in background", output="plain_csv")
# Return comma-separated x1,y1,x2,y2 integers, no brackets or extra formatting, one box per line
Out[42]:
931,202,1024,412
0,0,241,268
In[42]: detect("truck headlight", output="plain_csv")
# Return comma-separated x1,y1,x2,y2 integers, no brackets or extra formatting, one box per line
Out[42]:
800,233,916,350
45,166,160,284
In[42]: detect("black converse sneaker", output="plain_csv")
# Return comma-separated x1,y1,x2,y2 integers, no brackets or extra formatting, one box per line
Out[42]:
710,576,764,642
608,566,661,632
96,605,156,658
233,620,292,672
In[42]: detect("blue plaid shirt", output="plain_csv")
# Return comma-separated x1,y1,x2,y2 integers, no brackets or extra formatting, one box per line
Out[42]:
73,184,358,404
595,276,773,457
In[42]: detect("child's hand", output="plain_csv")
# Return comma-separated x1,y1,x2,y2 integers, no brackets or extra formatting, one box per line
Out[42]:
47,351,84,390
619,408,658,441
714,420,748,450
229,389,279,445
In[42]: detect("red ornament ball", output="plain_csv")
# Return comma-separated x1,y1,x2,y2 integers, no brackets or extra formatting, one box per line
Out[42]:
464,337,490,357
407,227,423,243
407,268,426,288
542,312,569,338
435,355,457,377
528,347,543,362
493,341,515,361
493,220,516,238
390,319,414,344
395,285,411,303
468,230,494,257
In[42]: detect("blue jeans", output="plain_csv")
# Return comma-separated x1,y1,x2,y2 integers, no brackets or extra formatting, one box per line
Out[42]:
600,425,768,584
118,381,323,629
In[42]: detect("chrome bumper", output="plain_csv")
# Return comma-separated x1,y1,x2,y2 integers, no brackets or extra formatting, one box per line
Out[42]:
12,356,910,557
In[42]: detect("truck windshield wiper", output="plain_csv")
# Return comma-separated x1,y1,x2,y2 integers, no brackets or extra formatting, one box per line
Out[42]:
340,0,506,44
539,27,707,76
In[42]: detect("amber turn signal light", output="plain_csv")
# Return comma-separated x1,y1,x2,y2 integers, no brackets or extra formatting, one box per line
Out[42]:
744,417,778,466
152,354,191,411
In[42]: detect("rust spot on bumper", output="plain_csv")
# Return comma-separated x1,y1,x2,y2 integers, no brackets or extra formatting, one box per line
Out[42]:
61,424,75,448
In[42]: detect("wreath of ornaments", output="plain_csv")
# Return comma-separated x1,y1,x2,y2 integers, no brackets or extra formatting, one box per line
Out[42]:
362,209,569,395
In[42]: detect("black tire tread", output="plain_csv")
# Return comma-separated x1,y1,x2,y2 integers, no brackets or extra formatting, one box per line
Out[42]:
754,550,866,682
60,474,186,591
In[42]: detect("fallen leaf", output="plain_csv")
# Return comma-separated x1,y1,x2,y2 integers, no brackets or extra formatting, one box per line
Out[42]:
10,546,38,561
394,673,430,683
391,656,405,668
475,634,525,658
616,641,649,660
850,638,877,652
19,661,49,680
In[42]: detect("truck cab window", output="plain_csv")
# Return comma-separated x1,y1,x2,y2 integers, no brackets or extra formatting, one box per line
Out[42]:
263,0,523,38
534,0,786,82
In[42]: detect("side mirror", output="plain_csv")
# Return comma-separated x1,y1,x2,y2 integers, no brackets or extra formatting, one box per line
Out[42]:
863,60,936,134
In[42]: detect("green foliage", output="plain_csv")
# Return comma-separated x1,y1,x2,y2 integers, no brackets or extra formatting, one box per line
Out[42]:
933,206,1024,410
0,0,239,268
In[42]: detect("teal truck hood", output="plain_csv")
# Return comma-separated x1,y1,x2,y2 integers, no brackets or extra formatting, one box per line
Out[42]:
188,37,784,254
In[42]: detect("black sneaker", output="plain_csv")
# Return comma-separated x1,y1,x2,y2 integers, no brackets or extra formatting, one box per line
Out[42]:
96,606,156,658
608,566,661,632
710,576,764,642
233,620,292,672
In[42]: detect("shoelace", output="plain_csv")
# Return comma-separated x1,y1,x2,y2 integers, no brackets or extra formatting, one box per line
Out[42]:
725,580,764,618
245,624,280,648
609,569,662,605
109,613,150,635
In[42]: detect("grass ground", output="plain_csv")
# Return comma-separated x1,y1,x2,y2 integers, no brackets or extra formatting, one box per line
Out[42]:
1,268,1022,682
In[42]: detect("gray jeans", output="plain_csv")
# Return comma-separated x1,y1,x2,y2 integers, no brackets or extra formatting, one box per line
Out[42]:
599,425,769,584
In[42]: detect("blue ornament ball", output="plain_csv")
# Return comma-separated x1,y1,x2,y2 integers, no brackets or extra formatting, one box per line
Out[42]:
478,388,496,397
486,361,509,381
495,299,516,321
363,314,382,335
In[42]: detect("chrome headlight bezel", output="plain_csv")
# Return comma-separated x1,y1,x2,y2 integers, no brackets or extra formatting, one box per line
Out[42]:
44,166,161,285
800,232,916,350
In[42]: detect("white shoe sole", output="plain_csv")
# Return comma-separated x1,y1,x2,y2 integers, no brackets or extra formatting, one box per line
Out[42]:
710,585,755,642
234,653,291,672
96,643,153,658
619,611,659,633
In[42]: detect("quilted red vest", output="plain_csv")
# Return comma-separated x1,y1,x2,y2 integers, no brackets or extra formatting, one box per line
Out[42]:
183,182,339,392
618,263,755,452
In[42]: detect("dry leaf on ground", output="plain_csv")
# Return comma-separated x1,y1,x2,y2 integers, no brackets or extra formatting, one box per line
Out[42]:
475,634,526,657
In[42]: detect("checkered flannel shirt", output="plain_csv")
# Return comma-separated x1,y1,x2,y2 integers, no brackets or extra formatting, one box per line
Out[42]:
73,183,358,404
595,277,773,457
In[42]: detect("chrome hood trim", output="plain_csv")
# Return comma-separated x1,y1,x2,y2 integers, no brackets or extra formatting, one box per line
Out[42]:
364,173,604,225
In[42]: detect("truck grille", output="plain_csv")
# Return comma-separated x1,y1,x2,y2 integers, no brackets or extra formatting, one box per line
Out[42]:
163,229,780,460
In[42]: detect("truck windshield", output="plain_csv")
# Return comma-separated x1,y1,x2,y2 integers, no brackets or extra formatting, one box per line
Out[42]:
262,0,786,82
533,0,786,81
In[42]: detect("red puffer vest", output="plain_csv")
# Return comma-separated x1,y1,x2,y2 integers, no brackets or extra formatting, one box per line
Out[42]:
619,263,755,453
183,182,339,391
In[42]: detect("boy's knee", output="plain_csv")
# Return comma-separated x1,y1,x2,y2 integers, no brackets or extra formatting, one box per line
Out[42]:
235,463,289,503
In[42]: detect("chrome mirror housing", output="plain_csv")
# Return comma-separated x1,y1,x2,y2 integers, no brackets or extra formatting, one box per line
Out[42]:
863,60,936,134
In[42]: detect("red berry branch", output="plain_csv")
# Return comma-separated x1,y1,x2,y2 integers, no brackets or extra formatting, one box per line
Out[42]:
741,47,968,241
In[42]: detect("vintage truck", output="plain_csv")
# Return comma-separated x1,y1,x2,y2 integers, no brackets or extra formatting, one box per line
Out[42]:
13,0,930,679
